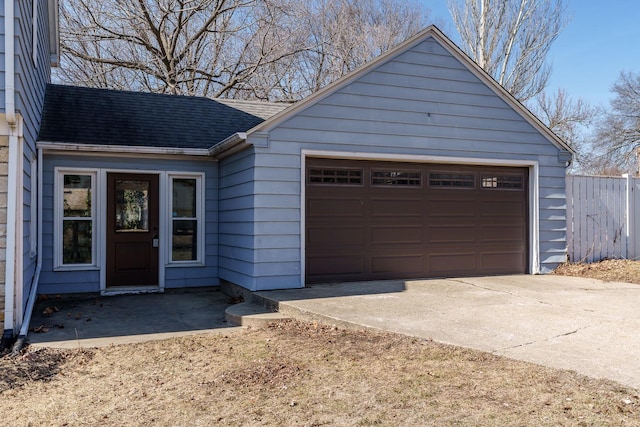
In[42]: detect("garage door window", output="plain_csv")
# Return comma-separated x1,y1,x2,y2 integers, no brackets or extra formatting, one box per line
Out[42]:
372,170,421,186
428,172,475,188
481,174,524,190
308,168,363,185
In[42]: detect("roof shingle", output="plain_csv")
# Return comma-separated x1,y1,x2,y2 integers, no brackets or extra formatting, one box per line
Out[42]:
37,84,289,149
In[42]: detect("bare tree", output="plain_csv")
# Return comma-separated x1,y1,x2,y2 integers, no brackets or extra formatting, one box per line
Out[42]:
55,0,303,98
447,0,567,102
531,88,598,172
290,0,429,98
199,0,430,101
591,71,640,174
56,0,429,101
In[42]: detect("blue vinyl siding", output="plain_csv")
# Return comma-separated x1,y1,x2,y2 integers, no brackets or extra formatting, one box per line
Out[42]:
39,154,219,294
245,35,569,287
217,148,257,290
217,147,303,291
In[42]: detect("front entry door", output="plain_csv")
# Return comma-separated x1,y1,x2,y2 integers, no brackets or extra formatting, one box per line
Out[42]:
106,173,159,287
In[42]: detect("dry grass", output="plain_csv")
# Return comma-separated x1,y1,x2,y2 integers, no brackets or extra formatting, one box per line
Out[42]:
1,320,639,426
553,259,640,284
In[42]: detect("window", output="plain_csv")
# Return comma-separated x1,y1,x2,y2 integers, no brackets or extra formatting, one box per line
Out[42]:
372,170,421,186
308,168,363,185
481,174,524,190
428,172,475,188
170,175,204,263
55,170,96,268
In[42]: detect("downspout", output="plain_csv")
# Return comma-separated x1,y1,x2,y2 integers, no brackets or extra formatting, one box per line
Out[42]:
2,0,19,345
11,147,43,353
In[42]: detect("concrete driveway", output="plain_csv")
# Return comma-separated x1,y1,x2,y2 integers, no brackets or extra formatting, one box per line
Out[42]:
256,275,640,390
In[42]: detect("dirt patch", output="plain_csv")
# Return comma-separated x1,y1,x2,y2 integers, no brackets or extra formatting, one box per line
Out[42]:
553,259,640,284
0,347,88,392
0,320,639,426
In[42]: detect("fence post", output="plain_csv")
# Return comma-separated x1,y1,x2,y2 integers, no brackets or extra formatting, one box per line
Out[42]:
566,176,573,262
624,174,634,259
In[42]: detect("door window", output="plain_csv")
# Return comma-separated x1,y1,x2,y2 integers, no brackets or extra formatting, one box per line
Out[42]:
115,180,150,232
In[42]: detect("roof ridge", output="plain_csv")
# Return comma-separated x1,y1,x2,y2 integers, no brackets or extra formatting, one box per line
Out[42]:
217,98,293,108
47,83,215,103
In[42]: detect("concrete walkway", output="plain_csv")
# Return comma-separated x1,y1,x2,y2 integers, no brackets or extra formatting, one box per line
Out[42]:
256,275,640,390
27,289,240,348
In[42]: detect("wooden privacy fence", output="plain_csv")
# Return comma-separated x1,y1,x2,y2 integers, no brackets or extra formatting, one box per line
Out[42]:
566,175,640,262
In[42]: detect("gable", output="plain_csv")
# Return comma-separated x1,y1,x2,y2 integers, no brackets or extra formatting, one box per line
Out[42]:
249,26,571,156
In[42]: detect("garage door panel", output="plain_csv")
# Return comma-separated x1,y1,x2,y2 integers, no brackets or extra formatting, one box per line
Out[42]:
371,226,423,244
480,251,526,272
306,159,528,283
307,198,364,217
479,200,525,217
307,226,365,247
480,225,526,242
427,225,476,243
307,255,365,276
371,255,423,275
370,199,422,217
428,252,477,273
427,199,476,217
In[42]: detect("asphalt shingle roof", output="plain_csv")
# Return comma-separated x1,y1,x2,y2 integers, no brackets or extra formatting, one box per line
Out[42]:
37,84,289,149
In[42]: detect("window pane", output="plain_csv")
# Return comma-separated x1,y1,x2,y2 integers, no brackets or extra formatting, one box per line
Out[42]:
63,174,92,217
173,179,196,218
308,168,363,185
63,220,92,264
172,220,197,261
372,170,421,186
115,180,149,232
428,172,475,188
481,174,524,189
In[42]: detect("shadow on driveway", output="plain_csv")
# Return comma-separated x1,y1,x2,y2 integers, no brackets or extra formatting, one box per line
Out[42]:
27,289,239,348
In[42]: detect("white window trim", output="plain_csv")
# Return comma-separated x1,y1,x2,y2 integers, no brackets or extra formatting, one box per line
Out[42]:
54,168,100,271
167,172,205,266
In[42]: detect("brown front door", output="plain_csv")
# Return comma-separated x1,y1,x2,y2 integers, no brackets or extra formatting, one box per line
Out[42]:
106,173,159,287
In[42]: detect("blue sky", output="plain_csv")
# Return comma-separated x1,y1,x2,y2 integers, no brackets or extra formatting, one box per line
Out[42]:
422,0,640,108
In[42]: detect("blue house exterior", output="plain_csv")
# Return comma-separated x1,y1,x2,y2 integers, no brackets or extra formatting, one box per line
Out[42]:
3,23,573,345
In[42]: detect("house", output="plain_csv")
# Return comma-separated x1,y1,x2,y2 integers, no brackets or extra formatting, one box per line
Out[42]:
1,1,59,347
4,19,574,344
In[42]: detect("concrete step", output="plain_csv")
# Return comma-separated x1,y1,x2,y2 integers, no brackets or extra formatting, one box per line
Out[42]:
225,302,290,327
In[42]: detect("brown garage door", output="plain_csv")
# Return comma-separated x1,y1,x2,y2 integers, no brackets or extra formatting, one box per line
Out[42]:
305,158,528,283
